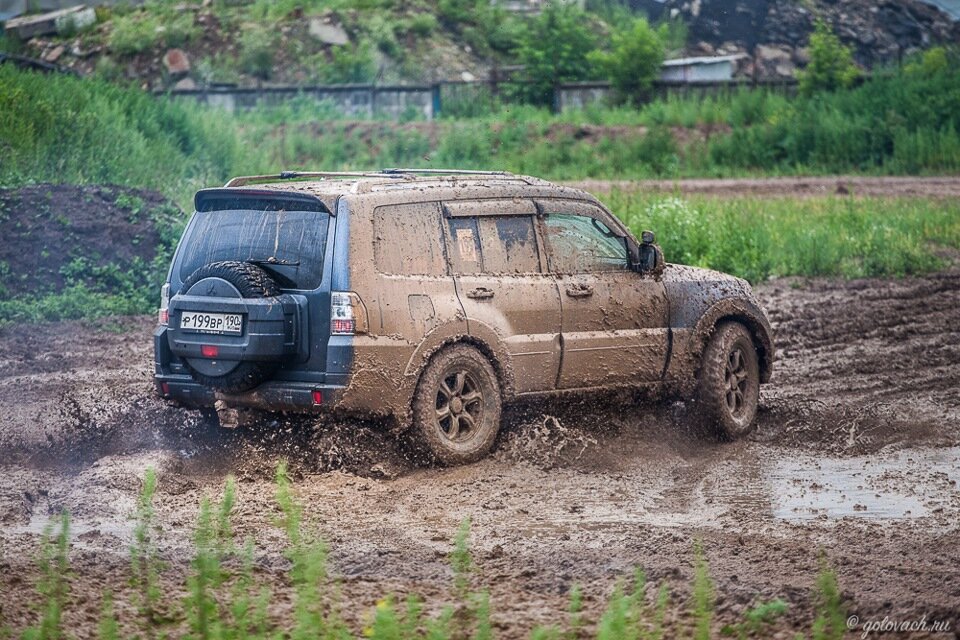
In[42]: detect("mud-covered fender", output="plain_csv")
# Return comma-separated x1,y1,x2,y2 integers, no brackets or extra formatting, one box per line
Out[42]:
689,298,774,382
662,265,774,387
403,319,515,396
391,319,514,429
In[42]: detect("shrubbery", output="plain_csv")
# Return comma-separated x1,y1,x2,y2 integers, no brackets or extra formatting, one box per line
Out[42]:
588,17,666,105
512,3,601,105
798,20,860,96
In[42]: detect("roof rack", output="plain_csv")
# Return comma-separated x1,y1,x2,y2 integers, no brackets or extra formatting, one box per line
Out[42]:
224,170,408,188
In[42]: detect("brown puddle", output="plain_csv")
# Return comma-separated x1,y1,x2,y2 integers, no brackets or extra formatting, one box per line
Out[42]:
767,446,960,521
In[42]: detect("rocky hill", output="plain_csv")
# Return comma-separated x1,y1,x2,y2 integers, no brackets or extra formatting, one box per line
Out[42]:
1,0,957,90
636,0,959,78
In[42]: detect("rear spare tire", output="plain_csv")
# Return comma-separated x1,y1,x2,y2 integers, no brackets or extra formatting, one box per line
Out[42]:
178,261,281,393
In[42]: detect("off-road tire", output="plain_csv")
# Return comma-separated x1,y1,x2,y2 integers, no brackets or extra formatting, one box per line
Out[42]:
179,261,280,394
696,321,760,439
412,344,502,465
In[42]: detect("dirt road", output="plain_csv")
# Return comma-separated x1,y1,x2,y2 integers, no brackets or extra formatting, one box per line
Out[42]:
1,269,959,637
566,176,960,199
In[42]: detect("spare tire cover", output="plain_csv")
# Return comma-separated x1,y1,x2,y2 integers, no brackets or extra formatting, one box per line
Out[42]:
177,261,281,393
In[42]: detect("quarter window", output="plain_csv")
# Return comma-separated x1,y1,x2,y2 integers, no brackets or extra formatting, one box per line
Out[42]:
374,203,446,276
543,214,628,273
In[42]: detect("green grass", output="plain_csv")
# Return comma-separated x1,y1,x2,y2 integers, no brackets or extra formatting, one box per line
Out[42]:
11,467,849,639
611,194,960,283
0,65,265,207
3,63,959,199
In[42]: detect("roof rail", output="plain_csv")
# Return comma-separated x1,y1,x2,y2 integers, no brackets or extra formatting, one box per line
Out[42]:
380,168,515,176
224,168,525,188
224,170,408,188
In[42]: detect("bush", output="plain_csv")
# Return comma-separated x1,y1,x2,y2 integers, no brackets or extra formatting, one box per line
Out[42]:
798,19,860,96
238,27,277,81
514,2,599,106
588,17,666,105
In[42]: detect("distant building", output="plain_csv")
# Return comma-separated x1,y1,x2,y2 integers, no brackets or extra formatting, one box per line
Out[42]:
917,0,960,20
659,54,746,83
491,0,585,13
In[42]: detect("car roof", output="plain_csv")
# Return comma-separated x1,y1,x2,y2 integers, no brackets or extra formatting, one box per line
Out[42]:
218,169,591,200
195,170,606,215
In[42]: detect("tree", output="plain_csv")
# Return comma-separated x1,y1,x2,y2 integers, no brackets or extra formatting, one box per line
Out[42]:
798,19,860,96
515,2,599,107
588,17,666,105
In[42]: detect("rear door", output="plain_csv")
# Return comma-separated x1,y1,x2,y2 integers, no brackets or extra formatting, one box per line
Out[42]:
172,190,332,377
443,199,562,394
538,199,669,389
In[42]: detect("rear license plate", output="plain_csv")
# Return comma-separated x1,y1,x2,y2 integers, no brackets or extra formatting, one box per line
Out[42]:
180,311,243,335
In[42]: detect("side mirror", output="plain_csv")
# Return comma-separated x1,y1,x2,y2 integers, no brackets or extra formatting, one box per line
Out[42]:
635,230,664,274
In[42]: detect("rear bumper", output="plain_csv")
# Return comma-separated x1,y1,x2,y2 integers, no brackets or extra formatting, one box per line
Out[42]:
154,374,346,412
155,323,347,412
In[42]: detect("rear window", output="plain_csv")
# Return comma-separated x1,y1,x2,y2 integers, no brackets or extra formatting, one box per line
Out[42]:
178,203,330,290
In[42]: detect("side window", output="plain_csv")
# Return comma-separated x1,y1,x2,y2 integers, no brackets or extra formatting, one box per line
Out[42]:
543,214,628,273
374,203,446,276
446,217,483,274
477,216,540,274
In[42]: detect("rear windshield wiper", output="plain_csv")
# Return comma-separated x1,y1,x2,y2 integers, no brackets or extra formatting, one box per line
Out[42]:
245,257,300,267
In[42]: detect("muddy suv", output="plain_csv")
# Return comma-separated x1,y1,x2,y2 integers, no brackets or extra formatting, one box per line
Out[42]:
155,169,773,464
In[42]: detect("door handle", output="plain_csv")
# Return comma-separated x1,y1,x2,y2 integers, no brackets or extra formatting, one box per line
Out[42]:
466,287,495,300
565,285,594,298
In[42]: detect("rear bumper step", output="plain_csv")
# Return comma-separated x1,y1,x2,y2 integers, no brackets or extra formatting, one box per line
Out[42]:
155,375,346,412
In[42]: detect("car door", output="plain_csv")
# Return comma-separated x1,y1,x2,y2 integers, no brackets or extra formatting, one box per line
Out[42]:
538,199,669,389
443,199,563,394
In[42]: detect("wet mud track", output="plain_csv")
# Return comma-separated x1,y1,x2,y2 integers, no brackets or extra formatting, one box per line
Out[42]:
1,270,959,636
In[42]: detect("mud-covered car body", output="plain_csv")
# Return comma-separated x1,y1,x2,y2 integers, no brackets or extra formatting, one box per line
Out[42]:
155,170,772,442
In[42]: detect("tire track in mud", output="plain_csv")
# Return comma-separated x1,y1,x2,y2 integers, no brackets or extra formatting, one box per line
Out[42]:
0,269,959,637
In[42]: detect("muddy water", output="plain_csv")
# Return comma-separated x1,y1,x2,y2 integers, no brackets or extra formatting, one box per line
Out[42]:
1,269,959,637
769,446,960,521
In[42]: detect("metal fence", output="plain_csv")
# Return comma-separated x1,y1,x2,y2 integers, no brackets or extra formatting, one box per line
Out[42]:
162,78,801,119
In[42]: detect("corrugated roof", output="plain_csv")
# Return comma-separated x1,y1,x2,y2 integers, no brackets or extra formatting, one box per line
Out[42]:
662,54,746,67
918,0,960,19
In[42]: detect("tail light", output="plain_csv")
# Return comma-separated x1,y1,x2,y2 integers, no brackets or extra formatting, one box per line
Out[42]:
330,291,368,335
158,283,170,326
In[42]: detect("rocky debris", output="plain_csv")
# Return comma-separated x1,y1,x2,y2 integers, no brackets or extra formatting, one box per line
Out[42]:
3,5,95,39
637,0,960,78
173,77,198,90
754,44,796,79
41,44,64,63
308,18,350,46
162,48,191,78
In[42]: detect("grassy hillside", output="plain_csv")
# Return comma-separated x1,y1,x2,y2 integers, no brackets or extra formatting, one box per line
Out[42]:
3,61,959,200
0,0,632,89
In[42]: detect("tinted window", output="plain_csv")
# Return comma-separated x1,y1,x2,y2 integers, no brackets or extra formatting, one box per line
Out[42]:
478,216,540,274
543,214,628,273
374,203,446,276
179,207,329,289
447,217,483,275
